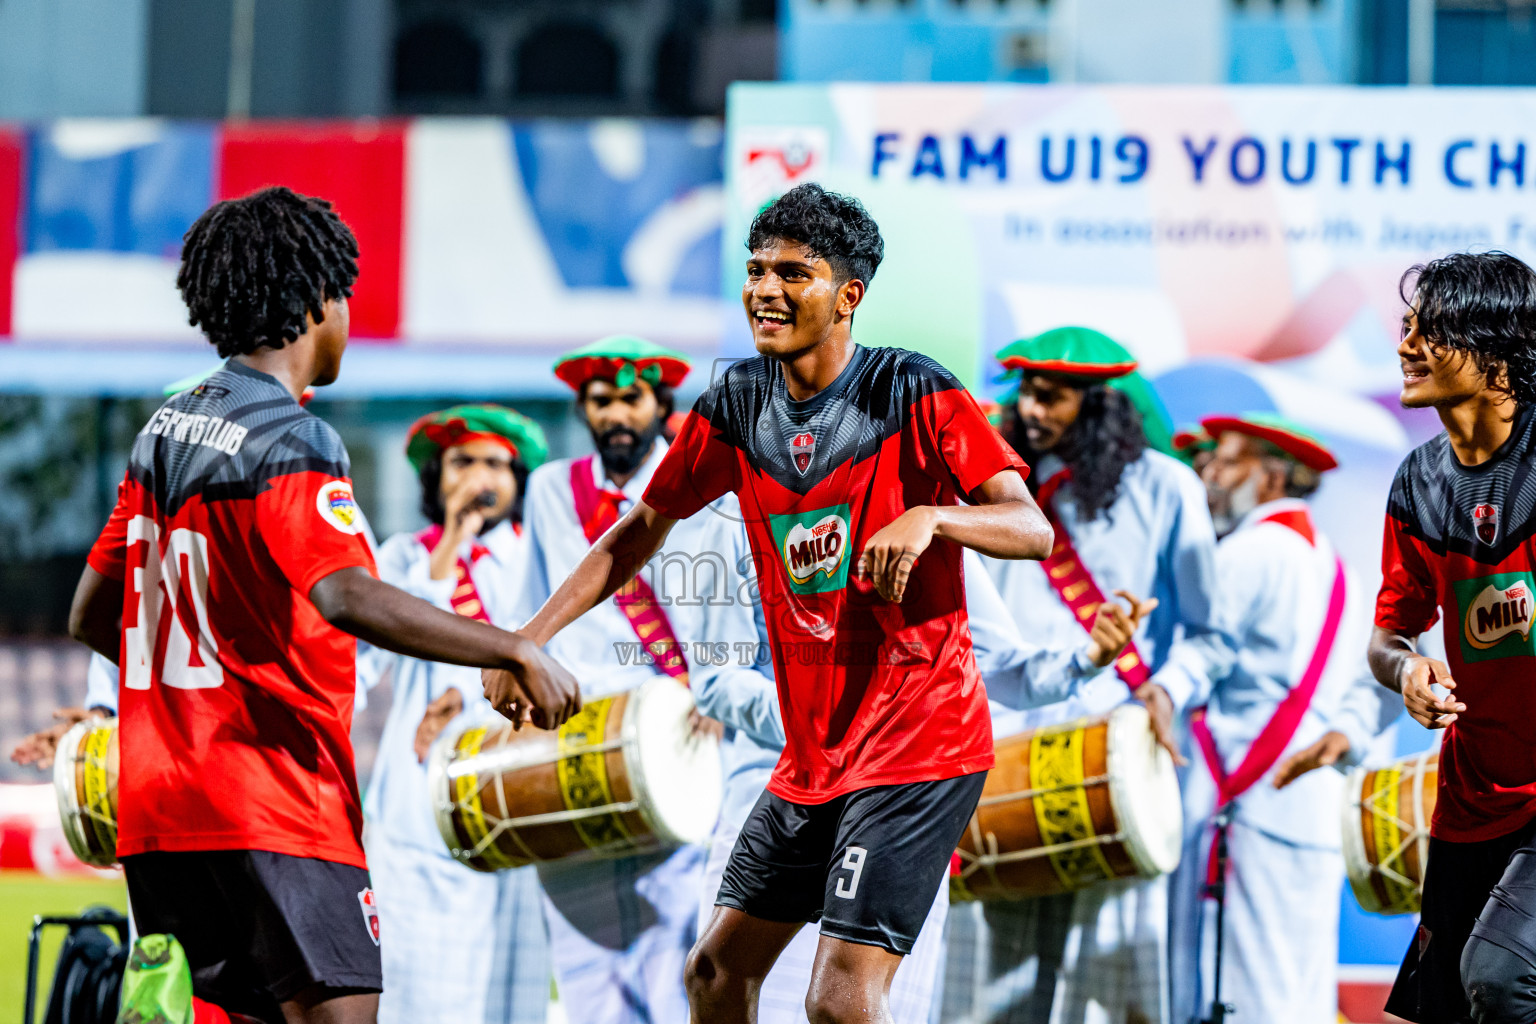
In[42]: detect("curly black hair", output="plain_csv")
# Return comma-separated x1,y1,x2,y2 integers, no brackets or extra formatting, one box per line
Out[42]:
177,186,360,358
418,450,530,529
1402,251,1536,407
999,383,1148,522
747,182,884,287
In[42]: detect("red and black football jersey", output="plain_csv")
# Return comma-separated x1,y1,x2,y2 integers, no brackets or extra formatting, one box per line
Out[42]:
87,360,376,867
1377,403,1536,841
644,346,1027,803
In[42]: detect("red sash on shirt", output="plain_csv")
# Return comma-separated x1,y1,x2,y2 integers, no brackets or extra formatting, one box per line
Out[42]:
1192,507,1347,892
416,524,492,623
1036,469,1151,691
568,455,690,686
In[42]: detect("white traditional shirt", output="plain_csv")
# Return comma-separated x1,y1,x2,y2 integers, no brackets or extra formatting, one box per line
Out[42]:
358,519,530,854
982,448,1234,735
1191,498,1397,847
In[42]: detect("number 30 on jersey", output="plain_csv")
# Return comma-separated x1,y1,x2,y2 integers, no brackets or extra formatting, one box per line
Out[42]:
123,516,223,690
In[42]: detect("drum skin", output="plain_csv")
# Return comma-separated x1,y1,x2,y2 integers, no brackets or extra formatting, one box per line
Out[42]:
1344,750,1438,916
952,705,1179,901
53,717,119,868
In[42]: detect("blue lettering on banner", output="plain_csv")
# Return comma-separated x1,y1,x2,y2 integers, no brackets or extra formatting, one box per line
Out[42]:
865,131,1536,190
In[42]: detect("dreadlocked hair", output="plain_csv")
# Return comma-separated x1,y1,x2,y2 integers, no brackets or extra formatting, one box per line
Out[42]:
177,186,360,358
1000,383,1148,522
1402,251,1536,408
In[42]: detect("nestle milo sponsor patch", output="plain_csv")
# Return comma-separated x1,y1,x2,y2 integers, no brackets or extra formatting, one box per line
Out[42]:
1454,572,1536,662
769,504,852,595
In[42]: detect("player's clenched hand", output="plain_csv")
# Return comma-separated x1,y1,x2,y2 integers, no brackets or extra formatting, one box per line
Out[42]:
857,507,937,603
1400,655,1463,730
1132,682,1186,767
415,688,465,762
483,640,581,730
1085,590,1159,668
1273,730,1352,789
10,707,95,770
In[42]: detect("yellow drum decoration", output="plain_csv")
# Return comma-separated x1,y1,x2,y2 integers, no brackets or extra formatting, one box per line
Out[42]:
1343,750,1437,915
952,704,1182,900
53,717,120,868
429,677,721,872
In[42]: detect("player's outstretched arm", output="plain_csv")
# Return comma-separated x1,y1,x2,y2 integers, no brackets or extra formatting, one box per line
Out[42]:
1367,624,1465,730
310,567,580,729
68,566,125,664
518,500,679,646
857,469,1052,603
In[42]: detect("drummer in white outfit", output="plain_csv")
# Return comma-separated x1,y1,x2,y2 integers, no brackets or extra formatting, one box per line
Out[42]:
685,488,1157,1024
359,404,552,1024
957,328,1234,1024
509,336,709,1024
1167,414,1400,1024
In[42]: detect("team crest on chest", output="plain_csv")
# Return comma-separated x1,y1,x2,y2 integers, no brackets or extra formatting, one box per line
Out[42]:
790,432,816,475
1474,503,1500,545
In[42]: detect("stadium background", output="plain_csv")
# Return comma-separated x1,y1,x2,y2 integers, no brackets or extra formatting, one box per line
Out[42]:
5,2,1536,1021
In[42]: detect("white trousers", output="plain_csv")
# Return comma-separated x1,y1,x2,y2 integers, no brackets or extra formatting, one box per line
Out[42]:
699,816,949,1024
938,877,1169,1024
368,831,550,1024
539,843,704,1024
1167,818,1341,1024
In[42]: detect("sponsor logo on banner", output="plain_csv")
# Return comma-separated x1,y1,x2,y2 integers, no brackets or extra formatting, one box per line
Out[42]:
1455,572,1536,660
770,504,852,594
358,888,380,945
790,432,816,475
1474,502,1500,545
317,480,362,535
734,127,829,214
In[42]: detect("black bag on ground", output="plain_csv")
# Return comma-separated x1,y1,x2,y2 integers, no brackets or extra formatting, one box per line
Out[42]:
24,906,129,1024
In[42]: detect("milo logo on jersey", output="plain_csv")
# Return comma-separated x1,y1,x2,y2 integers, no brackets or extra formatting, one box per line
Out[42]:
1454,572,1536,661
770,504,852,594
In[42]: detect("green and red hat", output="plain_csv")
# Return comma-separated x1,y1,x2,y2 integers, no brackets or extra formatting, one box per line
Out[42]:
406,404,549,473
1200,412,1338,472
1171,424,1216,466
995,327,1139,381
553,336,692,392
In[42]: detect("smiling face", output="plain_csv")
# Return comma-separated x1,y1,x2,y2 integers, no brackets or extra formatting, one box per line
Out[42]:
1014,374,1086,453
742,239,865,361
1398,307,1498,409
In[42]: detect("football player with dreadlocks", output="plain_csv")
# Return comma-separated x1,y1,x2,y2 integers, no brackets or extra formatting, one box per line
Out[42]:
946,327,1233,1024
67,187,578,1024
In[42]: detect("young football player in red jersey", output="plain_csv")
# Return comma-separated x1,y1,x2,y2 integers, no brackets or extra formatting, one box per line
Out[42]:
68,187,578,1024
486,182,1053,1024
1372,252,1536,1024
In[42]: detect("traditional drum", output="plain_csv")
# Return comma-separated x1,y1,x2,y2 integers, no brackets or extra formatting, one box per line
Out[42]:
429,676,721,872
53,716,119,868
951,703,1182,900
1343,749,1437,915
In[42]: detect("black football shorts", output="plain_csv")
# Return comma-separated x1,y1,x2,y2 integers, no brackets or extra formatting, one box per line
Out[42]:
124,849,382,1022
715,771,987,955
1385,817,1536,1023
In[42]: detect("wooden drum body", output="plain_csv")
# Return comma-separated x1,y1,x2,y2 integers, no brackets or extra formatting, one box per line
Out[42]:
53,717,119,868
429,677,721,872
1343,750,1437,915
952,704,1182,901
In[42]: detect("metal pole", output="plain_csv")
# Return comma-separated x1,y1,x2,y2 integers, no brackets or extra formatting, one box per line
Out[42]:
227,0,257,120
1202,807,1235,1024
1408,0,1435,86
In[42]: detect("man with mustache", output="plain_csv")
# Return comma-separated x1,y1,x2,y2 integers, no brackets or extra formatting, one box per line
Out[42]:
1169,413,1396,1024
957,326,1233,1024
1373,252,1536,1024
508,335,704,1024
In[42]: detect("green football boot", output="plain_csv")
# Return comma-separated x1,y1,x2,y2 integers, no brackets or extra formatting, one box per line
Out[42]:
117,933,194,1024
